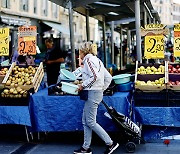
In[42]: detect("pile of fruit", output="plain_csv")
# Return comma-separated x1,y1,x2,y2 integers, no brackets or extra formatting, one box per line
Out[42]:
137,65,165,74
168,81,180,86
5,65,38,87
136,77,165,86
1,87,28,98
0,67,8,75
168,64,180,73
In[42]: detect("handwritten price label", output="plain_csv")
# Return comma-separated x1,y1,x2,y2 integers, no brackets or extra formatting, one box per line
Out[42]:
0,28,9,56
144,35,165,59
18,26,37,55
174,24,180,57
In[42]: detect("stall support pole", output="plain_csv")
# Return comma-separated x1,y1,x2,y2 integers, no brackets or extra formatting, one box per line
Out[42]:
68,0,76,71
135,0,142,63
102,21,107,68
127,29,131,65
111,21,114,64
143,7,148,64
86,10,90,41
120,27,123,70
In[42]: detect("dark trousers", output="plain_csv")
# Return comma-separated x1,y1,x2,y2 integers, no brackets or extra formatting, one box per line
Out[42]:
46,70,59,86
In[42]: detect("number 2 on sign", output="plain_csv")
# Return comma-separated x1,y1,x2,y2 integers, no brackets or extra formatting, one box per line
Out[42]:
145,35,164,59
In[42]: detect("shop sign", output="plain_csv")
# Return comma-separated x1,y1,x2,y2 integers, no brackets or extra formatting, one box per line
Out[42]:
143,24,166,59
0,28,9,56
144,35,165,59
174,24,180,57
145,24,165,30
1,16,29,26
18,26,37,55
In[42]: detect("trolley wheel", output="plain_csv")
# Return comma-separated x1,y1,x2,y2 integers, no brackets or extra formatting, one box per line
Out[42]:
125,142,136,153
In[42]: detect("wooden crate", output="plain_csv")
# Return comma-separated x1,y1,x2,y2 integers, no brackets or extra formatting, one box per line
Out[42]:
135,85,166,92
167,62,180,91
135,61,167,92
2,62,44,92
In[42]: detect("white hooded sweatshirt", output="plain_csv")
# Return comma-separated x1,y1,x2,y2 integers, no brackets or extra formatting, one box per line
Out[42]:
82,54,112,91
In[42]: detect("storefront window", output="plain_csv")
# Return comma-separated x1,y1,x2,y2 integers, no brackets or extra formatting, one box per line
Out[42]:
34,0,37,14
52,3,58,18
41,0,48,16
1,0,10,9
20,0,29,12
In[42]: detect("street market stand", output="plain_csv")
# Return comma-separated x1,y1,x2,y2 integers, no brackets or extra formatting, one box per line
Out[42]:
29,88,131,132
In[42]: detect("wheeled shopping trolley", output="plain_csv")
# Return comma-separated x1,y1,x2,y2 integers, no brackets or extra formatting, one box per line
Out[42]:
102,100,144,153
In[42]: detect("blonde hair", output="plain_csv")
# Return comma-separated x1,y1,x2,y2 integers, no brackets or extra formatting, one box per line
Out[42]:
79,42,97,56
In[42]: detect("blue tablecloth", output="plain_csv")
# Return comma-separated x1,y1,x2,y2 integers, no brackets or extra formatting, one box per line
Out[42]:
30,88,131,132
135,107,180,127
0,106,31,126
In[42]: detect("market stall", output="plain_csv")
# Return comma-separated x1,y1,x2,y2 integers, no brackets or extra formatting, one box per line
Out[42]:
29,88,131,132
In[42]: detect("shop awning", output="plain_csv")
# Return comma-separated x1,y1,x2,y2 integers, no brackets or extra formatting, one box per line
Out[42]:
42,21,70,35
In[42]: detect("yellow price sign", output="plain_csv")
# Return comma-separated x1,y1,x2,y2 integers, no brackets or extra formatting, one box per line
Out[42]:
174,24,180,32
0,28,9,56
144,35,165,59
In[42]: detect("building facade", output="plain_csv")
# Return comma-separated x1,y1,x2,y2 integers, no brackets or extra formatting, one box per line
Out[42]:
151,0,180,25
172,1,180,24
0,0,97,56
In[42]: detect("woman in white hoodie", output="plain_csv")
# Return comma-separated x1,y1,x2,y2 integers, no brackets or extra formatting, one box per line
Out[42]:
74,42,119,154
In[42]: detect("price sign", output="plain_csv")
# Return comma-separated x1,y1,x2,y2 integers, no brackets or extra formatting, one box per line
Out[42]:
18,26,37,55
174,24,180,57
144,35,165,59
0,28,9,56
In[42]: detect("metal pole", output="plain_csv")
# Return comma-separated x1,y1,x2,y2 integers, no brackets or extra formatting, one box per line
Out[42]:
144,6,147,27
68,1,76,71
111,21,114,64
143,7,148,64
102,21,107,67
135,0,142,62
120,27,123,70
86,10,90,41
127,29,131,65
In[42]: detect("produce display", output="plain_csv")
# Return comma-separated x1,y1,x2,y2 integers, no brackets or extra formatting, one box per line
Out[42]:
5,65,38,87
135,62,166,91
136,77,165,86
1,87,28,98
168,81,180,86
168,64,180,74
137,65,165,74
0,67,8,75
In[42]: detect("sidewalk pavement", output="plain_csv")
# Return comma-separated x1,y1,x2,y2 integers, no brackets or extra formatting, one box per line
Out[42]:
0,128,179,154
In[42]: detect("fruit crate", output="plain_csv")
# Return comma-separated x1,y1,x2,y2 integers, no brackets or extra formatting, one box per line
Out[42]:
2,62,44,92
135,61,168,92
0,87,33,106
167,62,180,91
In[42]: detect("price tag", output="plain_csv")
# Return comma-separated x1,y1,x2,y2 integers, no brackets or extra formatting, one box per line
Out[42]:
174,24,180,57
144,35,165,59
18,26,37,55
0,28,9,56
